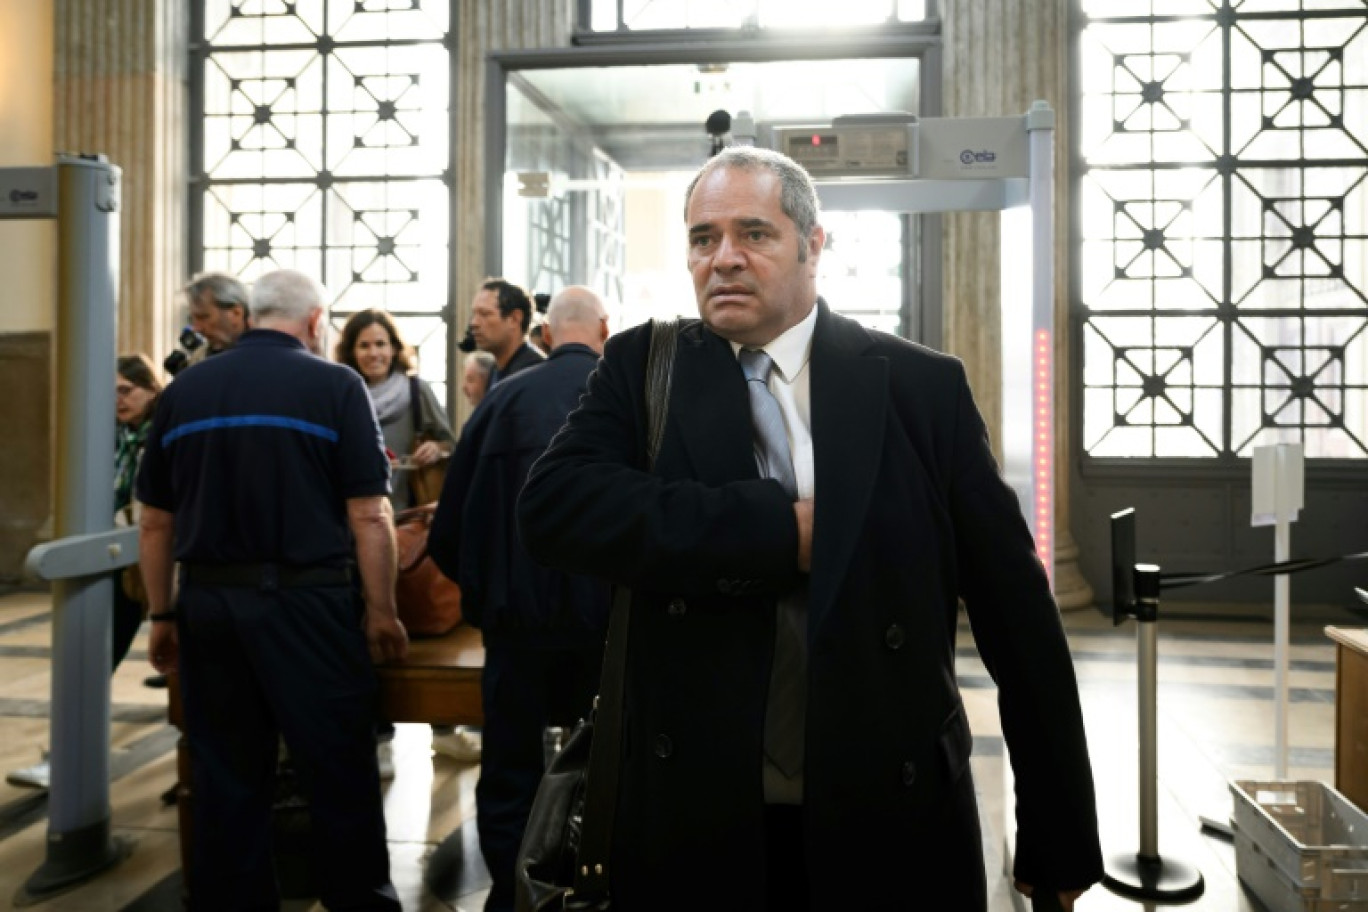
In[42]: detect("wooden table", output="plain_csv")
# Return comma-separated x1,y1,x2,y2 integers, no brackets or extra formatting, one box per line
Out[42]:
1326,626,1368,812
168,623,485,892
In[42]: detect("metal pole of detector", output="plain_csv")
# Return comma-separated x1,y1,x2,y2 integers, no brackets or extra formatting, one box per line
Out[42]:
3,155,133,906
1103,561,1205,903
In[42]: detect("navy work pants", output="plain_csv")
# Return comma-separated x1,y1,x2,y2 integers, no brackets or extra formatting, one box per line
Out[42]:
177,584,400,912
476,640,603,912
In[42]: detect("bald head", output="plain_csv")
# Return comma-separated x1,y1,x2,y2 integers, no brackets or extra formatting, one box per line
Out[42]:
543,286,609,354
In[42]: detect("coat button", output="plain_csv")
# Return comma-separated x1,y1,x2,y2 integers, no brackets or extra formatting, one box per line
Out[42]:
902,760,917,786
667,598,687,618
884,624,905,650
653,734,673,759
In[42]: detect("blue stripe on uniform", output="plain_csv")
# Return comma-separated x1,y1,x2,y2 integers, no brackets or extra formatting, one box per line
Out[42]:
162,415,339,446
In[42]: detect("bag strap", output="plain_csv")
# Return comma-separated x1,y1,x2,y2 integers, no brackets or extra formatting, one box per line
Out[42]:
408,375,424,440
571,319,677,902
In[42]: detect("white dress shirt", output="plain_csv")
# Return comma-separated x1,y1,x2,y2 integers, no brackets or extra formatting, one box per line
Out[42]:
732,302,818,805
730,302,817,501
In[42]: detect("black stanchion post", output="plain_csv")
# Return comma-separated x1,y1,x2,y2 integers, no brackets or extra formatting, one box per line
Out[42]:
1103,526,1205,903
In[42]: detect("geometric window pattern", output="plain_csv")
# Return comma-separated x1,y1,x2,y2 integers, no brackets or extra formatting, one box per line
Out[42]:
585,150,627,308
193,1,452,401
1077,2,1368,458
503,82,626,312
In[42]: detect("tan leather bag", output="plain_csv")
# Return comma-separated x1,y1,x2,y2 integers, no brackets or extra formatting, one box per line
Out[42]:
408,453,449,505
393,504,463,636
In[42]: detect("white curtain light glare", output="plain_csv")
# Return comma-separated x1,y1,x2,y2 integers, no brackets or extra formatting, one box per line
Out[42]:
597,0,925,30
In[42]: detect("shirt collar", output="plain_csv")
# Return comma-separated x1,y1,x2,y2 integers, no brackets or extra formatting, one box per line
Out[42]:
237,328,306,350
729,301,818,382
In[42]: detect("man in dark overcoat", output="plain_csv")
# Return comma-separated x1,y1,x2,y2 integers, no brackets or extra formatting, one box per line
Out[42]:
518,147,1102,911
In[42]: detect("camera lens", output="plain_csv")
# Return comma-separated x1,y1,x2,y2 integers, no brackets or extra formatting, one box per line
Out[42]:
164,350,190,376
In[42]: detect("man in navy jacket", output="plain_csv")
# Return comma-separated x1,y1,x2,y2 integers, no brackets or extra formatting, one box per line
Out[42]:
430,286,612,912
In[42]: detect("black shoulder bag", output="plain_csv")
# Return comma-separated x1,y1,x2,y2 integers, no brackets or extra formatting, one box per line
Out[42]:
514,319,678,912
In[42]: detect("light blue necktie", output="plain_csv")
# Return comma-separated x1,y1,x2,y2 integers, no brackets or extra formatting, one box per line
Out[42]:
739,348,805,778
738,349,798,499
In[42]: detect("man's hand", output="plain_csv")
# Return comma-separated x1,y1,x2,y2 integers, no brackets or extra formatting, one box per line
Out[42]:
794,498,814,573
1014,882,1086,911
149,621,179,674
411,440,444,467
366,610,409,664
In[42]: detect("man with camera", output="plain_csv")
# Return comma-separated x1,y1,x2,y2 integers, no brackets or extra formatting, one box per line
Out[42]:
165,272,251,375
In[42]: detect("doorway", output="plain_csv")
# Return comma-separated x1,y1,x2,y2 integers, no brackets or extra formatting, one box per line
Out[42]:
487,47,934,342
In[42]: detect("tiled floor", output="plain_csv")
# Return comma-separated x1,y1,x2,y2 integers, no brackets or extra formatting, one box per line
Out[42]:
0,586,1363,910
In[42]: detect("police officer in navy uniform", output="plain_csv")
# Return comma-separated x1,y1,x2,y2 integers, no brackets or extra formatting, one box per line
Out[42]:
138,269,409,911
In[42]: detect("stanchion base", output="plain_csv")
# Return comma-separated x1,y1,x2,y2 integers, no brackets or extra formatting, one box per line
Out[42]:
1103,852,1204,904
12,827,133,908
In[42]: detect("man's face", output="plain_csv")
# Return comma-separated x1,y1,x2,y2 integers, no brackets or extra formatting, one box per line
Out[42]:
187,289,247,351
469,288,524,357
461,358,489,408
686,166,824,348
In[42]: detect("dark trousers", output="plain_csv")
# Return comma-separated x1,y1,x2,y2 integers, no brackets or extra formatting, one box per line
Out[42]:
765,804,810,911
177,585,400,912
476,640,604,912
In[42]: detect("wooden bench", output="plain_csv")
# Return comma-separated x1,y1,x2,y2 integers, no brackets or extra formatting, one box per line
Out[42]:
168,623,485,891
376,622,485,724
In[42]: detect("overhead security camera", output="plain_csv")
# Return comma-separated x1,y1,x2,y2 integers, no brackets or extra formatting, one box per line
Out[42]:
706,109,732,157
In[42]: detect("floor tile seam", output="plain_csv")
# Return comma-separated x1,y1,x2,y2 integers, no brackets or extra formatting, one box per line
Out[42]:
0,697,165,721
962,674,1337,704
0,613,53,636
966,623,1348,647
957,646,1337,672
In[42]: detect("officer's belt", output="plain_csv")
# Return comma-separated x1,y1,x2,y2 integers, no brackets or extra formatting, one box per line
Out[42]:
180,562,353,590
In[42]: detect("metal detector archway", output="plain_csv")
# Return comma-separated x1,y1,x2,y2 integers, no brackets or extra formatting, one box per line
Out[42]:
799,101,1058,581
1,155,134,904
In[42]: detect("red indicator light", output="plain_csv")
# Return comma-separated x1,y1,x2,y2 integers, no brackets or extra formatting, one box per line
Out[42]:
812,134,822,146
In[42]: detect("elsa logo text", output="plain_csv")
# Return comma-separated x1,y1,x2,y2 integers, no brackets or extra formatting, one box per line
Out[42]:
959,149,997,165
9,188,39,203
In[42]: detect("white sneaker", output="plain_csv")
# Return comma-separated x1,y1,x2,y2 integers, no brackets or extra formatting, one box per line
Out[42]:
6,751,50,790
431,728,482,763
376,741,396,781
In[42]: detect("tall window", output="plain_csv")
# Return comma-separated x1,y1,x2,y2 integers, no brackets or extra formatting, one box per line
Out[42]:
192,1,452,400
1077,2,1368,459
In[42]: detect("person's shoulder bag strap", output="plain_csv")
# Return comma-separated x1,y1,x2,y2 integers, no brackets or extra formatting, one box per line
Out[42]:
408,375,424,435
570,318,678,904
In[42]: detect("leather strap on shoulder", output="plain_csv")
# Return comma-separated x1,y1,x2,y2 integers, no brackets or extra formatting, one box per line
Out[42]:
571,318,677,902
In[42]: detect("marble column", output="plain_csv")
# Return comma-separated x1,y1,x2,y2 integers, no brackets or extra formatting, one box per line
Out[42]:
53,0,185,366
941,0,1094,609
451,0,574,426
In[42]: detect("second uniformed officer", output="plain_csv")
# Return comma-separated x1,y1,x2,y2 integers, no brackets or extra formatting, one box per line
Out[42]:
138,268,409,910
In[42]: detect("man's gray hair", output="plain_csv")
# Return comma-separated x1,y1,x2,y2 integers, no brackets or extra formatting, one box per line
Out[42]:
466,350,496,383
185,271,249,311
683,147,822,253
250,269,326,322
545,286,607,334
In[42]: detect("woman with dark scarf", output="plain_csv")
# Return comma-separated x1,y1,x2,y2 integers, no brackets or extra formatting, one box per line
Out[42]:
7,353,164,790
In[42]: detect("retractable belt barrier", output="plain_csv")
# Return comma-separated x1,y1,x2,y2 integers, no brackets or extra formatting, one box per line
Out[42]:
1161,549,1368,591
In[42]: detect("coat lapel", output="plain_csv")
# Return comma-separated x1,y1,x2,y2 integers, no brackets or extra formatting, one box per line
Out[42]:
809,302,887,631
668,322,759,486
